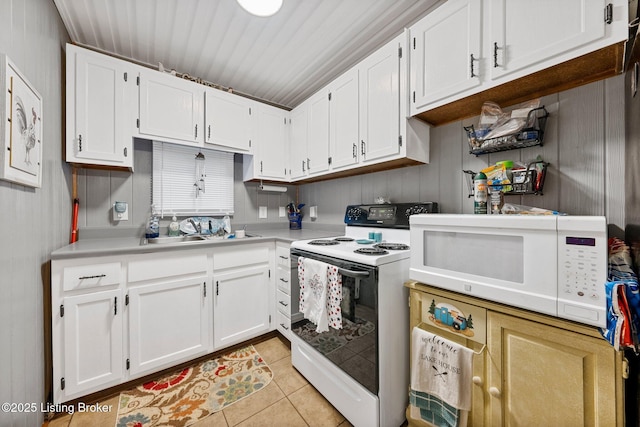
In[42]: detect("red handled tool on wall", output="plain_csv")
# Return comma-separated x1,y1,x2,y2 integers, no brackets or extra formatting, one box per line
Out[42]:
70,168,79,243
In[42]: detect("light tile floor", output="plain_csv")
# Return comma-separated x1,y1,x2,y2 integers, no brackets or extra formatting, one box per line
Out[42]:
46,336,354,427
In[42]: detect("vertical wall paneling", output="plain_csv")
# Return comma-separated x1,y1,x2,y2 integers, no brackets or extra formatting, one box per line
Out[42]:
625,68,640,226
604,75,625,229
557,81,606,216
0,0,70,425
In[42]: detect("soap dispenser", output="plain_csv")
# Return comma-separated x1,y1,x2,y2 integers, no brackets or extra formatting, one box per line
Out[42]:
168,215,180,236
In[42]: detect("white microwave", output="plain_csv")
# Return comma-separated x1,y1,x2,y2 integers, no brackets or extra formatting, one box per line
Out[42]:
409,214,608,327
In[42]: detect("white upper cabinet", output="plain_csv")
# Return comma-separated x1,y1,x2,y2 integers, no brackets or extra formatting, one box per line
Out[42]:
359,36,402,164
410,0,628,118
490,0,607,81
307,89,331,176
204,88,252,152
243,103,288,181
328,67,360,170
288,101,309,180
66,44,135,169
138,70,204,145
410,0,482,111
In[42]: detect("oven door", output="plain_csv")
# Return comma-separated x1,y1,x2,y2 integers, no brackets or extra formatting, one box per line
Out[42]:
290,249,379,395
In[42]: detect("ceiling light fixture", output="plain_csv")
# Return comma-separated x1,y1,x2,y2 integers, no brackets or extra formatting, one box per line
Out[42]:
237,0,283,17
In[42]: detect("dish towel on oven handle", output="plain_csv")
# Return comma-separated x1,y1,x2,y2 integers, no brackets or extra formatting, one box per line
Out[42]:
298,257,342,333
410,327,473,426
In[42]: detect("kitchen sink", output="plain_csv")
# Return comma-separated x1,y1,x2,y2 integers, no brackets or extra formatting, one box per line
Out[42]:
144,233,261,245
146,235,207,244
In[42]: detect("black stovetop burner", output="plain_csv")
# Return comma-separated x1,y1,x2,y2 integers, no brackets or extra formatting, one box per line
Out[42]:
308,239,340,246
354,247,389,256
374,243,410,251
333,237,355,242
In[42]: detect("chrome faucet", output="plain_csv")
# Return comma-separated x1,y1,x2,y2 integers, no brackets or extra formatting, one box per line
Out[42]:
188,218,201,234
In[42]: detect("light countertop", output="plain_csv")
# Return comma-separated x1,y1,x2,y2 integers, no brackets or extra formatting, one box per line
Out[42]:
51,226,344,260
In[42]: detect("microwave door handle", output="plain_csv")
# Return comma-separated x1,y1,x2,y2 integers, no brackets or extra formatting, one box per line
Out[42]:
338,268,370,279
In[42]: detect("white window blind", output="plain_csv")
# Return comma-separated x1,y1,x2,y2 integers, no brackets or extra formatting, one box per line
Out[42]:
152,141,234,217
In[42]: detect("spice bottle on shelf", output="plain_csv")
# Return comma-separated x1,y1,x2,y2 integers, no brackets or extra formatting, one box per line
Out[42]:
474,172,488,214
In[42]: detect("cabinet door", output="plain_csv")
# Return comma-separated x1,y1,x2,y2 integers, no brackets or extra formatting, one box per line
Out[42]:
359,36,404,163
254,104,288,180
204,88,252,152
289,102,309,179
66,45,134,168
329,67,359,170
62,289,123,399
486,311,619,426
138,70,204,144
306,90,330,175
410,0,481,113
128,278,210,377
490,0,606,80
213,265,271,349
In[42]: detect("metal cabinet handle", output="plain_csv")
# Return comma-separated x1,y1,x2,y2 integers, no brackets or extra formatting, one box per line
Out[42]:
279,301,289,307
306,158,310,170
279,255,289,260
353,143,357,158
216,281,219,296
203,282,207,298
279,278,289,283
493,42,500,68
207,124,211,140
114,296,118,316
361,140,366,156
79,274,106,280
260,161,263,173
302,160,306,172
78,134,82,152
195,124,198,138
470,54,478,77
280,323,289,330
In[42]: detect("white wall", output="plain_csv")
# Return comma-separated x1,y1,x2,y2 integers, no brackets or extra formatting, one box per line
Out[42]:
0,0,70,425
300,75,626,230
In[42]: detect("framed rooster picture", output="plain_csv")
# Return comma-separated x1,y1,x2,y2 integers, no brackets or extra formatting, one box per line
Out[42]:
0,54,42,188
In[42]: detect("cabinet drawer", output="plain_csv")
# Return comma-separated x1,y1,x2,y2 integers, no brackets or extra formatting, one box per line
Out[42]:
63,262,121,291
214,245,269,270
276,311,291,338
276,245,291,267
128,252,208,284
276,289,291,315
276,265,291,293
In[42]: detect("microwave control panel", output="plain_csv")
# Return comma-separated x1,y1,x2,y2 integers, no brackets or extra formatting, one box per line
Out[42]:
556,220,607,327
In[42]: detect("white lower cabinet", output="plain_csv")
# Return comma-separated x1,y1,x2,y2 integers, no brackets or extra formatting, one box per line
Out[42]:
213,244,273,349
61,289,124,399
52,242,279,404
128,278,210,377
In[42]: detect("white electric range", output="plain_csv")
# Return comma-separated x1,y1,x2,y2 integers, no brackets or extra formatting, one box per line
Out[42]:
289,202,438,427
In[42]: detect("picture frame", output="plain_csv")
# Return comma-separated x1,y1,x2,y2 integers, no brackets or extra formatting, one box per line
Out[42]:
0,54,43,188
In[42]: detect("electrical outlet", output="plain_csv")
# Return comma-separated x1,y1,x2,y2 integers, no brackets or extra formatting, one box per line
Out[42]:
310,206,318,219
279,206,286,217
259,206,268,219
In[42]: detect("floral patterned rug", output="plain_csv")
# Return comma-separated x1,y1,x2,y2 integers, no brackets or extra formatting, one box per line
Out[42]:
115,345,272,427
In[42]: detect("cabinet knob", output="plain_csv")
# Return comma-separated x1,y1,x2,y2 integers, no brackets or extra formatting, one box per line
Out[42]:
489,386,501,398
472,376,483,386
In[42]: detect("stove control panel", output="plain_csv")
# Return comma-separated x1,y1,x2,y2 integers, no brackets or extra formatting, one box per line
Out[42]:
344,202,438,228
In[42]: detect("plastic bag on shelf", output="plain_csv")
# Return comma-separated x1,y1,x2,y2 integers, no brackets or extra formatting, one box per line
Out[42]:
483,98,541,140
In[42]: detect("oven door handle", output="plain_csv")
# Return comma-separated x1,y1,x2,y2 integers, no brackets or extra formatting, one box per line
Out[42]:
337,268,370,278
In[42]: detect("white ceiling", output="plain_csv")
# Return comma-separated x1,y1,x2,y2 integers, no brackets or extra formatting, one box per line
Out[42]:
53,0,441,109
